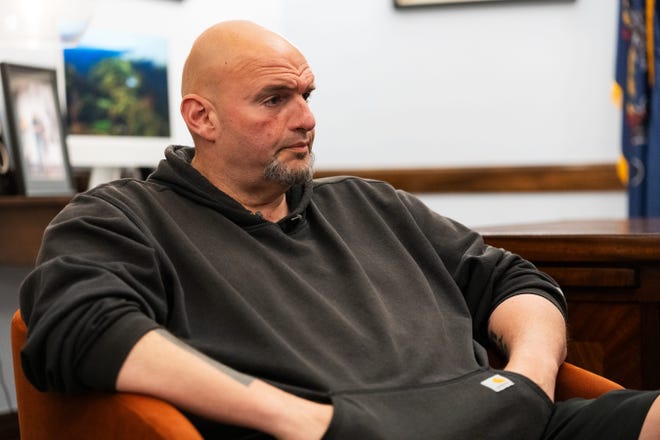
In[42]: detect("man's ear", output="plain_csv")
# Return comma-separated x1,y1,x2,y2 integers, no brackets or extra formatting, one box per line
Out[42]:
180,94,217,142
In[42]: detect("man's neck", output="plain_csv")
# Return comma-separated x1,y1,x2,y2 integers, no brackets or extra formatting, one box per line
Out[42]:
192,155,290,222
241,194,289,222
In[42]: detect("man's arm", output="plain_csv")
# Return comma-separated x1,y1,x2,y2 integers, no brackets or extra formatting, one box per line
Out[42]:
487,293,567,401
115,329,333,440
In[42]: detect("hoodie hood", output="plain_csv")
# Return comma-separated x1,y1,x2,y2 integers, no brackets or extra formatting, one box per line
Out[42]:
148,145,313,229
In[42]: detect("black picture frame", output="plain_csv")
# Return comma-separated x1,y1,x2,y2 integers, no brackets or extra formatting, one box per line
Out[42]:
0,63,75,196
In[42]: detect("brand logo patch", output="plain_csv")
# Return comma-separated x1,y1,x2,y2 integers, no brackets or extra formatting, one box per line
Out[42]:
480,374,514,392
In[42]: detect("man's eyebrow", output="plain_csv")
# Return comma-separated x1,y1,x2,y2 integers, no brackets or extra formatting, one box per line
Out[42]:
258,84,296,95
258,83,316,96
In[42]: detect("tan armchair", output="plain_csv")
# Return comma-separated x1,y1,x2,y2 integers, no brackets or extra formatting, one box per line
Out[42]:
11,310,623,439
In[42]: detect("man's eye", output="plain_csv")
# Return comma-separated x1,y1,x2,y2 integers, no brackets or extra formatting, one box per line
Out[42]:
265,96,282,106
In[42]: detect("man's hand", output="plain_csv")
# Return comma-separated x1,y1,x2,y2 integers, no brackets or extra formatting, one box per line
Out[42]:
279,399,333,440
251,380,333,440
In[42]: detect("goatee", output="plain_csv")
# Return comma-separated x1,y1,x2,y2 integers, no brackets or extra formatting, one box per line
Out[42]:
264,152,315,186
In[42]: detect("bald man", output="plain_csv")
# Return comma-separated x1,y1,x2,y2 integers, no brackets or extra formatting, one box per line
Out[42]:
20,21,659,439
180,21,317,221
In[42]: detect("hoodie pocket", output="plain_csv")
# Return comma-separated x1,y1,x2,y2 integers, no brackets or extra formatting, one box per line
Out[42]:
321,393,384,440
320,395,344,440
321,369,553,440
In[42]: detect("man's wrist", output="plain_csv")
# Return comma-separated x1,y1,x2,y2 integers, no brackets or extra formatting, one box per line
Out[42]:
246,380,293,435
247,380,333,439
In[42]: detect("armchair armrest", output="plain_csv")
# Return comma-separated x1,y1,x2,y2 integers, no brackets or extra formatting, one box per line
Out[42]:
555,361,623,401
11,310,202,440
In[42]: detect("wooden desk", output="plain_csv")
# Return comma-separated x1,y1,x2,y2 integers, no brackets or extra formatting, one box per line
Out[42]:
0,196,70,265
479,219,660,390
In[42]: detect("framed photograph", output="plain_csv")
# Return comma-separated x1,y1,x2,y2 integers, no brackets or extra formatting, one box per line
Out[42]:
0,63,75,196
63,29,171,138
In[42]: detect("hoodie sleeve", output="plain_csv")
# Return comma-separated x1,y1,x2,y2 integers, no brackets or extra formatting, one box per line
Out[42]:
396,189,567,347
19,191,166,392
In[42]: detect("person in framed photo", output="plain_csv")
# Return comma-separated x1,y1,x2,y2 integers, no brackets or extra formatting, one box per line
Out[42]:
14,78,67,180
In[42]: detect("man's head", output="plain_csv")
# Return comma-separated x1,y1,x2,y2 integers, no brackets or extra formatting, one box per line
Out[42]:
180,20,316,192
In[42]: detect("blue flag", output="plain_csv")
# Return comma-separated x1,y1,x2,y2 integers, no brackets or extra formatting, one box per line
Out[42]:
615,0,660,217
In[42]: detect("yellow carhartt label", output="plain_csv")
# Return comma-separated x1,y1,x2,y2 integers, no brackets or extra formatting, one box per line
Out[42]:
480,374,514,392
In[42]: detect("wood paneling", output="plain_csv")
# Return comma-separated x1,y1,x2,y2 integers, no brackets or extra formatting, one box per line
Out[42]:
567,303,641,388
542,267,637,288
315,163,623,193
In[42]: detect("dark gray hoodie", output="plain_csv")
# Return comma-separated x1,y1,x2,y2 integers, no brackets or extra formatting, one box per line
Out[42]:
20,145,566,439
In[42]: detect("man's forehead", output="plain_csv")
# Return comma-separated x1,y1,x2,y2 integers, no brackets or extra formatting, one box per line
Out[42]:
233,49,311,73
236,57,315,88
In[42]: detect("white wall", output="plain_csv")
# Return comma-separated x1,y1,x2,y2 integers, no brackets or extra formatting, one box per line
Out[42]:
0,0,626,226
277,0,625,226
282,0,620,169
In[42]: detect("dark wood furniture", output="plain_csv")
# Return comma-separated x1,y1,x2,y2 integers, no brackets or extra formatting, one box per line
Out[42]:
0,196,70,265
479,219,660,391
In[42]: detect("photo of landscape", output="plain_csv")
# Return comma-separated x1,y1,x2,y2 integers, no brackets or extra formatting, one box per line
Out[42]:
63,30,171,137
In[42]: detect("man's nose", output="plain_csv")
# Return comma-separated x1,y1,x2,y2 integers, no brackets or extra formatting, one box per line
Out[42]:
293,97,316,132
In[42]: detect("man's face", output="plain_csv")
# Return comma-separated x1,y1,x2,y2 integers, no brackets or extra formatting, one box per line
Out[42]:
212,46,316,187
